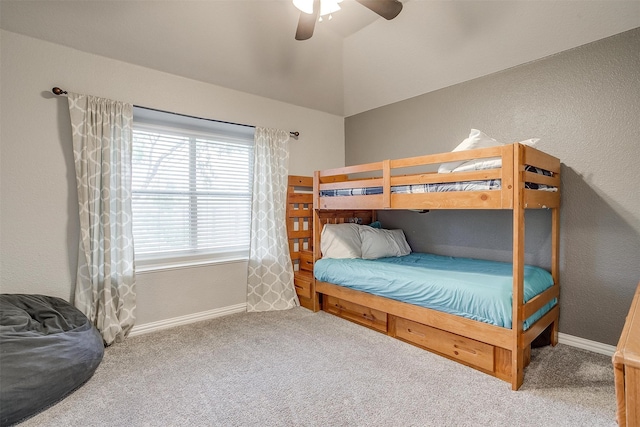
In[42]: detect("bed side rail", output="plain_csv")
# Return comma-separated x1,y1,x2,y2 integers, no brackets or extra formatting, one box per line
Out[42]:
314,145,512,210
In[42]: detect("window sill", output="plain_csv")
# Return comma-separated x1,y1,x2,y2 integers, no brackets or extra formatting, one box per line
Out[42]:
136,255,248,274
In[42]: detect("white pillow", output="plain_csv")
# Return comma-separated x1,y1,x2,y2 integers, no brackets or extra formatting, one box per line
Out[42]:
359,227,411,260
388,229,412,256
321,223,362,259
438,129,501,173
450,138,540,172
439,132,541,173
519,138,540,147
452,158,502,172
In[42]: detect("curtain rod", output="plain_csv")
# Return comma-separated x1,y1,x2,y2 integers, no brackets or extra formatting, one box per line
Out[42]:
51,87,300,139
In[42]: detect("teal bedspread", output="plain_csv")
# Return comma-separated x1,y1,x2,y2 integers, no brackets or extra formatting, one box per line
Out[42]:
314,252,556,329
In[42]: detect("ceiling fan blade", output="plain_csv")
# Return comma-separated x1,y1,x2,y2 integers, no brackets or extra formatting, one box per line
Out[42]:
295,0,320,40
356,0,403,20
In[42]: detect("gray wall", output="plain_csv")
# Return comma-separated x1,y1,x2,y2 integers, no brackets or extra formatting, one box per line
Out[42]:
345,28,640,346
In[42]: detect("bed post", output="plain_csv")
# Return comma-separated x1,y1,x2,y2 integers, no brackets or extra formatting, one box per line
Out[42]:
310,171,322,312
550,206,560,345
511,143,525,390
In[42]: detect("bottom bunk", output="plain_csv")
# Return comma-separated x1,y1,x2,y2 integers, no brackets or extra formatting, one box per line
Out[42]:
310,214,559,390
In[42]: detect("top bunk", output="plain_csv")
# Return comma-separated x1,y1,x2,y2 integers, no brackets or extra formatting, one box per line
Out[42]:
314,142,560,211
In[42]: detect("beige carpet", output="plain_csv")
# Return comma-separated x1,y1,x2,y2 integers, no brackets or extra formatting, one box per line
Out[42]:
20,307,616,426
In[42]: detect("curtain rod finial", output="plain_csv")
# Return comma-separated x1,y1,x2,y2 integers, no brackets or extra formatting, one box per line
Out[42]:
52,87,67,96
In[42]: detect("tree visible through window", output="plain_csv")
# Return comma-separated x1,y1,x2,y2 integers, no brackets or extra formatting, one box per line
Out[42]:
131,108,254,263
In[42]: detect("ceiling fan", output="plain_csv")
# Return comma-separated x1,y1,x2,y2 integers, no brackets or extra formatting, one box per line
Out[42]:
294,0,403,41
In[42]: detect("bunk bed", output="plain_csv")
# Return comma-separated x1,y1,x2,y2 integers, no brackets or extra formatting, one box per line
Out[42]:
311,142,561,390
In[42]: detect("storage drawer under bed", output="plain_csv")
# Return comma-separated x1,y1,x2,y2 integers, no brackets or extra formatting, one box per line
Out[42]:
317,282,534,385
392,317,495,372
323,295,387,333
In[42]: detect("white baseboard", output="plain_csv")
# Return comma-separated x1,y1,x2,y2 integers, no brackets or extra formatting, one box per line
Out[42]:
558,332,616,357
129,303,247,337
130,306,616,358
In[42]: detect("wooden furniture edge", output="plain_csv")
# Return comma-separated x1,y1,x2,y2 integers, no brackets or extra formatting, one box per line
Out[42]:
613,281,640,425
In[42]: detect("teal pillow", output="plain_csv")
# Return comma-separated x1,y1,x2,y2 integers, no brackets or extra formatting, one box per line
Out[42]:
368,221,382,229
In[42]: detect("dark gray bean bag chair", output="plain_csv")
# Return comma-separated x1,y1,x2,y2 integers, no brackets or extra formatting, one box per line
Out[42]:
0,294,104,426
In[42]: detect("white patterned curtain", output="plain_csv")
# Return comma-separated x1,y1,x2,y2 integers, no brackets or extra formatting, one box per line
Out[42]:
247,128,299,311
67,93,136,345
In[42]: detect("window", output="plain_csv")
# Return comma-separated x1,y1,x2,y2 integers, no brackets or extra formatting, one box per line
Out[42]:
131,107,254,266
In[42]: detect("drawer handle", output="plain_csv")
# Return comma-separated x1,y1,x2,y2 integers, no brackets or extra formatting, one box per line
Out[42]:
453,344,477,355
407,328,426,338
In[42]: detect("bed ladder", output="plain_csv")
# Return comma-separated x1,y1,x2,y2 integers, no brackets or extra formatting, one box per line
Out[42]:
286,175,318,311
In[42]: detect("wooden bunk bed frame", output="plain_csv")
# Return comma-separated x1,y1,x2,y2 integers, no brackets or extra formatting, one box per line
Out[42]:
286,175,316,311
311,142,561,390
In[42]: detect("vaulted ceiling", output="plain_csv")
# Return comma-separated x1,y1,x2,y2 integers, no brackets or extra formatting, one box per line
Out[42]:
1,0,638,116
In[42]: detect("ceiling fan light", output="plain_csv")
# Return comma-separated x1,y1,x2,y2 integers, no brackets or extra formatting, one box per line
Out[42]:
319,0,341,16
293,0,314,15
293,0,342,16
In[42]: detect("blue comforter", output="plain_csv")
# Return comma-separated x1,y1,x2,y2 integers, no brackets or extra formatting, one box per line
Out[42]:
314,252,555,329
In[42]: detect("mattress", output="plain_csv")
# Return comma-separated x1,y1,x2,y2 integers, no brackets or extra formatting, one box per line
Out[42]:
314,252,556,330
319,165,555,197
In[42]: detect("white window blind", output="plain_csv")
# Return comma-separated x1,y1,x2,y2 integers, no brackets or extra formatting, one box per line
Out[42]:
132,107,254,264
